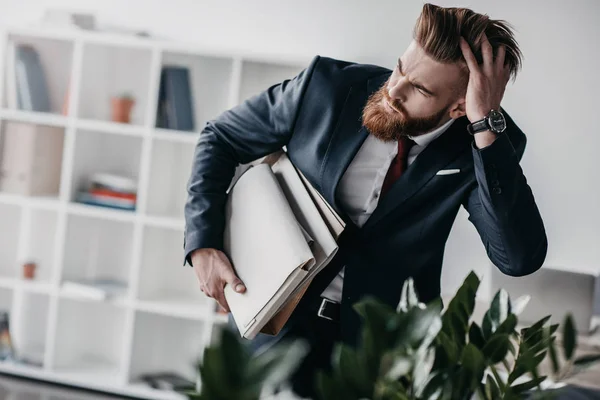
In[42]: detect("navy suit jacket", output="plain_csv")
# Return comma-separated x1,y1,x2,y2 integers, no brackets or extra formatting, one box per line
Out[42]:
183,56,548,345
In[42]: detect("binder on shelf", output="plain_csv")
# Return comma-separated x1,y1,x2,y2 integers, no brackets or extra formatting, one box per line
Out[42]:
14,45,51,112
156,66,195,131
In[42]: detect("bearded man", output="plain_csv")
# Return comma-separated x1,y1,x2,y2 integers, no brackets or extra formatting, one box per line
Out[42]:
184,3,547,397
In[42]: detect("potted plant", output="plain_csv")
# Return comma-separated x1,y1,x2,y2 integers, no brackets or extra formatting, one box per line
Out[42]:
110,92,135,123
188,272,600,400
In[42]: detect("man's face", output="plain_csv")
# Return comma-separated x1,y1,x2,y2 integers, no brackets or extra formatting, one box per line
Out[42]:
363,40,466,142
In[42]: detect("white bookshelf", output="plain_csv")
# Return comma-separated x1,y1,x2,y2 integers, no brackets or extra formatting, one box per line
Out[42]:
0,26,306,399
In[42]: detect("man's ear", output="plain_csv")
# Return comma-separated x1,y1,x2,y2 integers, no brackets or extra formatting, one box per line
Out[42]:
449,98,466,119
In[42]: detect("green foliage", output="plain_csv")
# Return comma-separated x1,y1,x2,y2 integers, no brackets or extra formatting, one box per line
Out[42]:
316,272,600,400
189,328,308,400
187,271,600,400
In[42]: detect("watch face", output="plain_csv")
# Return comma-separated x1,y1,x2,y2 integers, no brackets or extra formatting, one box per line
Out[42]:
488,110,507,133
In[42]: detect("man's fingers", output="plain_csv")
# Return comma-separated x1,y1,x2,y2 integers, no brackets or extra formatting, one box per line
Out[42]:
480,32,494,76
460,37,479,75
495,45,507,71
213,291,231,313
222,267,247,293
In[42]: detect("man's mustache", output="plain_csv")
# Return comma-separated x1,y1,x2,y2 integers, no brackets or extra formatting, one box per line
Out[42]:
382,90,405,116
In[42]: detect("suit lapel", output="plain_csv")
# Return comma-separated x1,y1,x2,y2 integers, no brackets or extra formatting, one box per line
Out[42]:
362,117,472,232
320,73,389,223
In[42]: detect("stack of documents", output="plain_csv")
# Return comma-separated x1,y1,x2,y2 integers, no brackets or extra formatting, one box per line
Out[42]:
223,151,345,339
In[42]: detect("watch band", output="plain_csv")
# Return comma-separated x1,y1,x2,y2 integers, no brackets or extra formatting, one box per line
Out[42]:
467,118,489,135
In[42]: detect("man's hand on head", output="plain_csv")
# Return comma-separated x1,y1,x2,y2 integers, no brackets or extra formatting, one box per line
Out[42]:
460,33,511,148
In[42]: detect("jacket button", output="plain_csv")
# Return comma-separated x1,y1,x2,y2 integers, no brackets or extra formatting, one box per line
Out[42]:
493,187,502,194
491,179,500,186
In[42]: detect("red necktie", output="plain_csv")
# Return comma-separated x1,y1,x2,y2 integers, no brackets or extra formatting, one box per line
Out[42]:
380,136,415,197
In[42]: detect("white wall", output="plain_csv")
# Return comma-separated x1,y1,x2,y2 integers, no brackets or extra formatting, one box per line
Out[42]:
1,0,599,297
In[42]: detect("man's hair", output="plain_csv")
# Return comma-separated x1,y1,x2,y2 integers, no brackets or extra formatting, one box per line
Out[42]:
414,3,522,82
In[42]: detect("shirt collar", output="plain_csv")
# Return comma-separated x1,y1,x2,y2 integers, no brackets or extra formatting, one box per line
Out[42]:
408,117,455,147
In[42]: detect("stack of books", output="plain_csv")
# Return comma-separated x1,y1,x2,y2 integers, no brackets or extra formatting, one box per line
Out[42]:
76,173,137,211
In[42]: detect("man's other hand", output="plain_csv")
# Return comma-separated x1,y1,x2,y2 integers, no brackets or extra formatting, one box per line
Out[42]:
190,248,246,312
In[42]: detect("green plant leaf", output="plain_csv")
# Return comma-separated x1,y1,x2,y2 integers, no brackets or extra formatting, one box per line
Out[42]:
571,354,600,376
494,314,518,336
508,375,547,395
482,334,511,364
316,370,339,400
574,353,600,366
459,344,486,393
250,339,309,389
441,272,480,345
334,343,371,396
385,354,412,381
413,348,436,396
485,374,501,400
521,316,551,341
489,289,511,323
418,371,448,400
397,277,420,312
482,289,511,339
393,304,442,349
436,330,459,365
562,314,577,361
512,295,531,316
468,323,486,350
548,338,561,375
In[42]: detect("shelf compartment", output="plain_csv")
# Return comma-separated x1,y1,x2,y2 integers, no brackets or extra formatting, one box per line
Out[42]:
77,43,152,126
52,297,127,384
61,214,134,295
0,121,65,197
19,208,59,283
145,140,194,219
3,35,74,115
11,292,50,368
69,128,142,208
238,60,303,103
156,52,234,133
137,226,208,310
129,311,205,385
0,203,21,278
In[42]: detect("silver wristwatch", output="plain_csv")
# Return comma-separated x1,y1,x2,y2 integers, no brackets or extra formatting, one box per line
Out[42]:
467,109,507,135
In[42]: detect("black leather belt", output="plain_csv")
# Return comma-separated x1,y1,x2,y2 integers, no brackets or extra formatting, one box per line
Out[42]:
317,298,341,322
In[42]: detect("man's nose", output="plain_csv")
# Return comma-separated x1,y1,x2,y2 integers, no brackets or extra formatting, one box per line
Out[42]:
388,78,408,102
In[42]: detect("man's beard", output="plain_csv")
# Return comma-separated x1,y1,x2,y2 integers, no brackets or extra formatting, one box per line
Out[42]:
362,86,450,142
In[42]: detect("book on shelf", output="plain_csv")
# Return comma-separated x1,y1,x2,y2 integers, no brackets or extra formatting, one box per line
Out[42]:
76,173,137,211
61,278,128,301
6,44,52,112
156,66,195,131
224,151,345,340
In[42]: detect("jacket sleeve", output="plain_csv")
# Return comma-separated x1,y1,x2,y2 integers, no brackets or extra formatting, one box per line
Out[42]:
462,109,548,276
183,56,321,266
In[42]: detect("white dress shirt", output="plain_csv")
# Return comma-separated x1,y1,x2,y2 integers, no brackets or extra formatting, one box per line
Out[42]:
320,118,456,302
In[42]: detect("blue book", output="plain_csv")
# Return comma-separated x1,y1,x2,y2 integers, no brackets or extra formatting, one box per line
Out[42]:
156,66,195,131
15,45,51,112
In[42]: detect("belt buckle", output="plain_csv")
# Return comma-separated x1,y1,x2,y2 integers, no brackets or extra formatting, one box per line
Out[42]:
317,298,336,321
